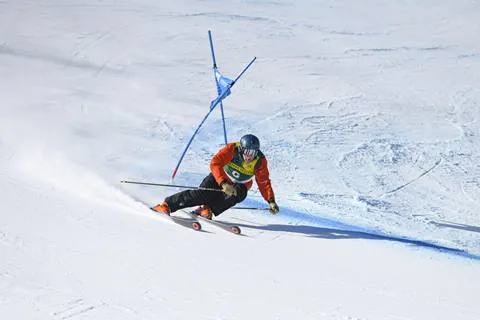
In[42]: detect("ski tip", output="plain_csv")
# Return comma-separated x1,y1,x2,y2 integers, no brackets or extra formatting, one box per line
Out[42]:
231,226,241,235
192,222,202,231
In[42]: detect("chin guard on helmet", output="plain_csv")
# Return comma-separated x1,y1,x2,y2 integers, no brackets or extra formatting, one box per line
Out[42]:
242,148,258,162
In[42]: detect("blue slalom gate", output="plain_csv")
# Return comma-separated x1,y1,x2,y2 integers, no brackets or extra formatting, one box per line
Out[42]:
171,31,256,180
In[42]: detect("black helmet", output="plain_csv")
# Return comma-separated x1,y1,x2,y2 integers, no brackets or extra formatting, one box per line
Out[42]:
240,134,260,151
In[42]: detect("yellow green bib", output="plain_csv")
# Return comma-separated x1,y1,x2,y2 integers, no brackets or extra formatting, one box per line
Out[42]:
223,142,261,183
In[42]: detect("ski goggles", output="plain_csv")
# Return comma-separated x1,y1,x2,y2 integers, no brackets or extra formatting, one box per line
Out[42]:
242,148,258,162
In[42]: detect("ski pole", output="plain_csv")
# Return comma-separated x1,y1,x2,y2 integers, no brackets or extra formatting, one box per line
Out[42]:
231,207,270,211
120,180,224,192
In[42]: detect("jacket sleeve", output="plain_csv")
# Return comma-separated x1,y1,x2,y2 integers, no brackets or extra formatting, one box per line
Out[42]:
210,143,235,185
255,157,275,202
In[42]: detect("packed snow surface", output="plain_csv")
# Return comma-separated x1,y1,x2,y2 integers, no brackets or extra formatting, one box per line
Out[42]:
1,0,479,319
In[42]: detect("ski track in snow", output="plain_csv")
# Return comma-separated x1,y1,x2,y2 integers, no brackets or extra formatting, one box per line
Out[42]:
245,93,480,256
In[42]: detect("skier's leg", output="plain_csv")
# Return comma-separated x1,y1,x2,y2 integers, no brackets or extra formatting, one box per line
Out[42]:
165,174,221,212
210,183,248,216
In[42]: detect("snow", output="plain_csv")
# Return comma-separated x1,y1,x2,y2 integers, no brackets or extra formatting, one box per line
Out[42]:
1,0,479,319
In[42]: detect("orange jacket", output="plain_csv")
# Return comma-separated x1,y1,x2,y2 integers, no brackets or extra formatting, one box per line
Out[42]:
210,143,275,202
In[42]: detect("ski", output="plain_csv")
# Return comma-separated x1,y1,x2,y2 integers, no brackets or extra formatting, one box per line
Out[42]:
181,210,241,235
151,208,202,231
125,194,202,231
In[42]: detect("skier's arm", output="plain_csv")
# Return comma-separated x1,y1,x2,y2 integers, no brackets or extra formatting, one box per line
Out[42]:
210,143,235,185
255,157,275,203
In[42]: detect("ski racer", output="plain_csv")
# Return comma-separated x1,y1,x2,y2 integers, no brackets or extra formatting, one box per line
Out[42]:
152,134,280,219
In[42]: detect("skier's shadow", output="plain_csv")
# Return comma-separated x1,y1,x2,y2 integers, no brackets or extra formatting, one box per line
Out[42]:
235,222,479,259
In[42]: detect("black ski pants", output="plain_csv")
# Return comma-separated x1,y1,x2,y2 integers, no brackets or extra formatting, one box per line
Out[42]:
165,173,248,216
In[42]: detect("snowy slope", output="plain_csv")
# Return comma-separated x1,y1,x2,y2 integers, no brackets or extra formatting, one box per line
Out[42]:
1,0,479,319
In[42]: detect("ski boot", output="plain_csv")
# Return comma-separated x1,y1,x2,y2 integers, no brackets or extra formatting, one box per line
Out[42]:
193,205,212,220
151,202,170,215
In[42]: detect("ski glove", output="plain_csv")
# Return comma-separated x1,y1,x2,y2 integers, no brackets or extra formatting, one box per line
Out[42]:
268,200,279,214
221,182,237,197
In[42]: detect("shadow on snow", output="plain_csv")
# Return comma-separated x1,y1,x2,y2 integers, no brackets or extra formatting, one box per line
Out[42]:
236,200,480,261
237,222,480,260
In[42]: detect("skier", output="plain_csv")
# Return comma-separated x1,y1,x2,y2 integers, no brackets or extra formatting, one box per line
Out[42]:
152,134,279,219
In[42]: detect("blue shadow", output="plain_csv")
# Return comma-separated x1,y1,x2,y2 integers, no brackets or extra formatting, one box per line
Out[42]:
238,199,480,261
